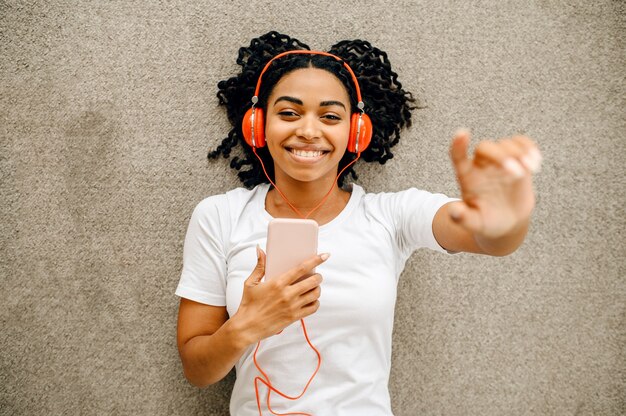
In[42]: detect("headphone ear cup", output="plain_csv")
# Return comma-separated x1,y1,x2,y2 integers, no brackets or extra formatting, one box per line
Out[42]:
348,112,373,153
242,107,266,148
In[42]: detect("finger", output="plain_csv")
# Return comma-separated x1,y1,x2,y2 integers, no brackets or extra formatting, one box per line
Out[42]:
449,129,472,176
279,253,330,286
496,136,538,172
511,135,542,172
474,140,526,178
299,300,321,319
499,139,533,176
296,284,322,309
447,201,484,234
291,273,323,296
497,138,526,159
245,245,266,286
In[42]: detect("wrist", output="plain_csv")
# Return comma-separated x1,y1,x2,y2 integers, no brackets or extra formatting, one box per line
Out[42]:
474,217,530,256
225,311,258,350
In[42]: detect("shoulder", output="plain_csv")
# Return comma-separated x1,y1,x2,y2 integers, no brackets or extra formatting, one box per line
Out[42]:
355,185,456,254
193,184,268,215
356,185,455,230
358,185,449,211
188,185,269,234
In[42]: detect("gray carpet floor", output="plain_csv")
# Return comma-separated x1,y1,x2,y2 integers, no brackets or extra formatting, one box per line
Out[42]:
1,1,624,415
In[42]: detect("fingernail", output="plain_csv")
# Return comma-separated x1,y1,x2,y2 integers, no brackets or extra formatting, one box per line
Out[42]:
520,155,535,172
503,158,525,178
521,154,541,173
455,128,470,137
256,244,262,259
530,148,542,172
320,253,330,261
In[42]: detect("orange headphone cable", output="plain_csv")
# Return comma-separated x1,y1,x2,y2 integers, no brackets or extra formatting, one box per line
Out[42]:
253,147,360,220
251,147,361,415
253,320,321,416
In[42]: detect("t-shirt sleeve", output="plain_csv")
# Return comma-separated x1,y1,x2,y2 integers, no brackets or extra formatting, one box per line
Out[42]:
175,195,229,306
386,188,457,255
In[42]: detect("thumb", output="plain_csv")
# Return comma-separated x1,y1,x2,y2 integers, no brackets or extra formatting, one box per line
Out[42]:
246,245,266,286
450,129,472,177
448,201,484,234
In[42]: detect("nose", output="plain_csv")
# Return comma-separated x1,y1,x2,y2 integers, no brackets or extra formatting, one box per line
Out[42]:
295,115,321,140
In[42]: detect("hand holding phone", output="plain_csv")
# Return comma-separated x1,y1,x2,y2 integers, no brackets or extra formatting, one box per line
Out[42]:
235,220,327,342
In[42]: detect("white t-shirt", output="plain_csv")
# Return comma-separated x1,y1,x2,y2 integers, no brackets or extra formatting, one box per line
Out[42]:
176,183,454,415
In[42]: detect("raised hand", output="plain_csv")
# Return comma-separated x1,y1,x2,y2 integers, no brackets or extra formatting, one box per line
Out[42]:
447,129,542,240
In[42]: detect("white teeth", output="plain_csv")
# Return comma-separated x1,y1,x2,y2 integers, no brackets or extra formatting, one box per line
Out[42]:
291,149,324,158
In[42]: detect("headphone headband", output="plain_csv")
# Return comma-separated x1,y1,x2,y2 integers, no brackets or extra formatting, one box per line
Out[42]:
242,49,372,154
252,50,364,107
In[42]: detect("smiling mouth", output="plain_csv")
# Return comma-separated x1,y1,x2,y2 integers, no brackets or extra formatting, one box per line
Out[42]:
287,148,329,158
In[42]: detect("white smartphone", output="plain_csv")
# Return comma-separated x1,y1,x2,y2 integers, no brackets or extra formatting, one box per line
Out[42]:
265,218,319,282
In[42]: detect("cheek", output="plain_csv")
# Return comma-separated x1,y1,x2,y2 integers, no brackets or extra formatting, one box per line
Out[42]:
264,119,289,143
263,122,285,157
333,124,351,150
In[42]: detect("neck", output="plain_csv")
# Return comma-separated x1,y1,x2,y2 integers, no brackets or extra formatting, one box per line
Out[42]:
267,172,348,221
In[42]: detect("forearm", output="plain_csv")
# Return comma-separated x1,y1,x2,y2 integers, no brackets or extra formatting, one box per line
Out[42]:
434,203,531,256
179,317,252,387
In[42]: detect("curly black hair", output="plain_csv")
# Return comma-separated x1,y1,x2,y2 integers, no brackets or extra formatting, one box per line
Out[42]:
208,31,417,188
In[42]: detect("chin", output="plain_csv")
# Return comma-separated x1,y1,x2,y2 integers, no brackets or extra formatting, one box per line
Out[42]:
278,167,339,185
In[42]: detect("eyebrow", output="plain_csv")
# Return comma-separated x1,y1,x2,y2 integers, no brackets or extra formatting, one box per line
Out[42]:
320,100,346,110
274,96,303,106
274,96,347,110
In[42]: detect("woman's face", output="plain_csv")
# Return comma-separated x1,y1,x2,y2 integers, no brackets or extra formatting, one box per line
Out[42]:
264,67,351,186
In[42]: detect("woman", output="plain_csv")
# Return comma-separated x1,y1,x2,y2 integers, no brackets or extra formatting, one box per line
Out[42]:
175,31,541,415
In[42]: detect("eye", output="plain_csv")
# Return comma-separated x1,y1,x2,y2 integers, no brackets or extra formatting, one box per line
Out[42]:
322,114,342,122
278,110,299,118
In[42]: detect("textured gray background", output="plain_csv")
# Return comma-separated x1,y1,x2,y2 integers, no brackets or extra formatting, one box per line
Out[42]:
1,0,624,415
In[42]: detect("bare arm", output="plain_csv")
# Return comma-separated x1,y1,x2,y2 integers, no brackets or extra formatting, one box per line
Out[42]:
177,300,248,387
433,130,541,256
176,248,328,387
433,203,530,256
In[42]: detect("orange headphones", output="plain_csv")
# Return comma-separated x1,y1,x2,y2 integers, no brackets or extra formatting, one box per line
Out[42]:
242,50,373,154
